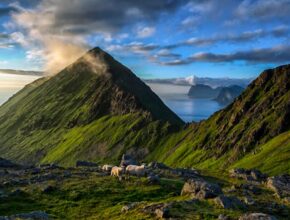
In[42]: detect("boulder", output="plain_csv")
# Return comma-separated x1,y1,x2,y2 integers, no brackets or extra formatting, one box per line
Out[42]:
76,160,98,167
238,213,277,220
121,202,140,213
215,195,245,209
0,158,19,168
218,214,231,220
230,168,267,182
147,174,160,184
0,211,49,220
120,154,138,167
148,162,169,170
181,178,222,199
155,207,170,219
266,174,290,198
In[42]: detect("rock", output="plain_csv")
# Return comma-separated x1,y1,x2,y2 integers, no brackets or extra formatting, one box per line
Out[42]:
42,185,55,193
120,154,138,167
155,207,170,219
250,170,267,181
121,202,140,213
239,183,261,195
181,178,222,199
244,196,255,205
230,168,267,182
0,211,49,220
0,158,19,168
238,213,277,220
147,174,160,184
266,174,290,198
76,160,98,167
218,214,231,220
9,189,25,196
215,195,245,209
148,161,169,170
39,163,59,170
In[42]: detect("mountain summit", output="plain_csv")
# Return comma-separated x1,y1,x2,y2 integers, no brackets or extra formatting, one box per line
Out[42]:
0,47,182,165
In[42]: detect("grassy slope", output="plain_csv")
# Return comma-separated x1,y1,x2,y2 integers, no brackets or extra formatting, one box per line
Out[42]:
232,131,290,175
0,52,289,176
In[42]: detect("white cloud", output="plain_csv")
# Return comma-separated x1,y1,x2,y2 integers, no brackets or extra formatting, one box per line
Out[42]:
136,26,156,38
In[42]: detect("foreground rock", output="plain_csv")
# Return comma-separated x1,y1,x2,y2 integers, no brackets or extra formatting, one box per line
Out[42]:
215,195,245,209
238,213,277,220
0,211,49,220
181,178,222,199
76,160,98,167
266,174,290,198
0,158,20,168
230,168,267,182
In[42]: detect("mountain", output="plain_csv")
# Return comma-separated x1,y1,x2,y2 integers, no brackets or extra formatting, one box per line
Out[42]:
0,48,289,175
144,75,252,88
0,47,183,165
187,84,222,99
148,64,290,175
214,85,244,105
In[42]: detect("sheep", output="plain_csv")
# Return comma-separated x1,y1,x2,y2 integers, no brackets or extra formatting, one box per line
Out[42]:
125,165,147,177
102,164,113,172
111,166,125,177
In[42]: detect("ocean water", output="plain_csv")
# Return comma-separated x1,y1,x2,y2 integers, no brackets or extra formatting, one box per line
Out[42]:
0,75,225,122
147,83,225,122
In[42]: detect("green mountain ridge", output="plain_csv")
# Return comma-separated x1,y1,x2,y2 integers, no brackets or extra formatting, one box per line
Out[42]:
0,48,289,175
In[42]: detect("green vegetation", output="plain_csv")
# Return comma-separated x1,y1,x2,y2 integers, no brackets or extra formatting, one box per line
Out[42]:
0,48,289,177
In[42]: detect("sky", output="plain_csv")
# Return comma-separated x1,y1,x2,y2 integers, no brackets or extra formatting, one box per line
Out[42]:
0,0,289,79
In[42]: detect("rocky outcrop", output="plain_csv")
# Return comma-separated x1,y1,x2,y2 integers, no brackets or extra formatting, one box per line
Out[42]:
266,174,290,198
181,178,222,199
229,168,267,182
238,213,277,220
76,160,98,167
0,158,20,168
0,211,49,220
215,195,245,209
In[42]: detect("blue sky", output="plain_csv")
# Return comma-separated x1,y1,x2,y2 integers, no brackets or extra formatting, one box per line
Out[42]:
0,0,289,79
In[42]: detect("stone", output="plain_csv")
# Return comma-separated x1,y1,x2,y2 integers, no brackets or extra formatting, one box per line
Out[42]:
155,207,170,219
76,160,98,167
229,168,267,182
218,214,231,220
148,161,169,170
0,158,19,168
215,195,245,209
266,174,290,198
147,174,160,184
244,196,255,205
238,213,277,220
0,211,49,220
42,185,55,193
121,202,140,213
181,178,222,199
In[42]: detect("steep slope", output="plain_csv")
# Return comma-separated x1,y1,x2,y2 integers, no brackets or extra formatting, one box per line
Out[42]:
214,85,244,105
149,64,290,174
0,47,183,165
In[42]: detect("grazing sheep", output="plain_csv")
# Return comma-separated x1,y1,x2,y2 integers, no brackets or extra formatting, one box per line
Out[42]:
111,166,125,177
126,165,147,177
102,164,113,172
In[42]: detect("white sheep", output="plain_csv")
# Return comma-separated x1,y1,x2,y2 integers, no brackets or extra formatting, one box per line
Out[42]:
102,164,113,172
111,166,125,177
125,165,147,177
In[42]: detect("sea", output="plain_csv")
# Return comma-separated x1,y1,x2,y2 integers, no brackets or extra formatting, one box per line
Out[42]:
0,74,225,122
147,83,225,122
